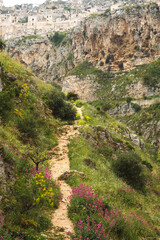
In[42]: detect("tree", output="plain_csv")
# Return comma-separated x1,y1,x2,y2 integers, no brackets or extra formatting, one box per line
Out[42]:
0,39,6,51
126,97,132,104
27,148,51,171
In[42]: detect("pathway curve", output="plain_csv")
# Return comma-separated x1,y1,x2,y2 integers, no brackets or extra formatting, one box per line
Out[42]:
76,107,83,120
50,124,79,239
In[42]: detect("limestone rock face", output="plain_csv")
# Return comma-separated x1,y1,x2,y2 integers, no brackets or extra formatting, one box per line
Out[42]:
8,4,160,82
9,37,73,82
62,75,99,101
108,103,136,116
71,4,160,72
125,81,160,98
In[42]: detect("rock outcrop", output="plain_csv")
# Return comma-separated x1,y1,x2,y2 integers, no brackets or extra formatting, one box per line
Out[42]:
62,75,99,101
71,3,160,72
59,170,85,180
125,80,160,98
9,37,73,82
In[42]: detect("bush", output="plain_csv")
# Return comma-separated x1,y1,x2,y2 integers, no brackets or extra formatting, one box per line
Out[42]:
0,39,6,51
102,103,112,111
37,214,52,232
67,92,79,101
48,31,67,46
68,184,154,240
142,57,160,87
2,167,60,228
45,89,76,121
75,100,84,108
132,103,141,112
126,97,132,104
98,144,114,158
0,91,15,121
16,113,41,140
112,151,146,191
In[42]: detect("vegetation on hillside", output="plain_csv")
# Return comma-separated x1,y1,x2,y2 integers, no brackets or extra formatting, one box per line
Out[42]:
0,52,76,239
66,102,160,239
1,35,160,239
48,31,68,46
0,39,6,51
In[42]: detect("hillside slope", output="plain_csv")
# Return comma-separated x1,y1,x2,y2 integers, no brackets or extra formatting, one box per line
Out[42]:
0,51,76,240
0,51,160,240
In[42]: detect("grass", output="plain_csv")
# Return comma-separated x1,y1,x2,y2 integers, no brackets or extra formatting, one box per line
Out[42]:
0,52,33,81
67,103,160,239
35,77,55,94
22,35,42,42
119,103,160,145
67,134,160,238
67,61,103,78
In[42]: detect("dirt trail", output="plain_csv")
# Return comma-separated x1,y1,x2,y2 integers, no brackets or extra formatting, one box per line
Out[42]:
77,107,83,120
50,125,79,239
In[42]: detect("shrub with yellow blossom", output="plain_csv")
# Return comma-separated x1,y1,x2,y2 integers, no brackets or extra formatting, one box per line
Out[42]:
14,108,23,119
84,115,91,123
19,83,30,101
26,167,60,209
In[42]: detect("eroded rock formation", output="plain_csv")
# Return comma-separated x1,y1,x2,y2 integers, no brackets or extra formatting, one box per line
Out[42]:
8,4,160,82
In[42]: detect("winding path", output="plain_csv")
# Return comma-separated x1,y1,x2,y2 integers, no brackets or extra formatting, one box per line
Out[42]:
50,125,79,239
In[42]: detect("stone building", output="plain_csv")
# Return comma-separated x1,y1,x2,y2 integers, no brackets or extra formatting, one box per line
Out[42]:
0,0,3,9
0,0,159,40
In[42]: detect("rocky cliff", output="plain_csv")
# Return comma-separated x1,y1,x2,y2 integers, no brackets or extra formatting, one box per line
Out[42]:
8,37,74,83
8,3,160,82
71,3,160,72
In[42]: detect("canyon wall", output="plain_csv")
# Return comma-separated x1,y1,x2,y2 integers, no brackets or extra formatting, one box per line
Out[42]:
8,4,160,82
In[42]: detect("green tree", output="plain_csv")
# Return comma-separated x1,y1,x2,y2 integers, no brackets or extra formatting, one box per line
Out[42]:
0,39,6,51
27,148,51,171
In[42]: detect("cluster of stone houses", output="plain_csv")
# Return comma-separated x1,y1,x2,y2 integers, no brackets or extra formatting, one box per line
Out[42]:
0,0,108,39
0,0,159,40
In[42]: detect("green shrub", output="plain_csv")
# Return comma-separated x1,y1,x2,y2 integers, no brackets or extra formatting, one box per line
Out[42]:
102,8,110,16
132,103,141,112
126,97,132,104
0,91,15,121
45,89,76,121
48,31,67,46
96,106,101,111
67,92,79,101
76,113,81,120
112,151,146,191
0,38,6,51
75,100,84,108
102,103,112,111
98,144,114,158
37,214,52,232
125,141,135,150
16,113,41,140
